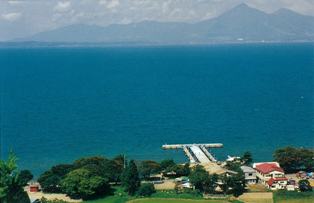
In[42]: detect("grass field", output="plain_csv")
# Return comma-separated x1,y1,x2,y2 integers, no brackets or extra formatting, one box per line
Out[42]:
128,198,232,203
273,191,314,203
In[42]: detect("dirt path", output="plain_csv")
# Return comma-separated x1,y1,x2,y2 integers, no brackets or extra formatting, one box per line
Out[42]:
239,192,273,203
27,191,82,202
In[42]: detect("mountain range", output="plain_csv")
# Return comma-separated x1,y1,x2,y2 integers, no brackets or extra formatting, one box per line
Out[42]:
14,4,314,44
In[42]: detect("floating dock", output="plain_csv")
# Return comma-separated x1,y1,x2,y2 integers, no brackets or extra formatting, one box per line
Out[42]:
162,143,223,164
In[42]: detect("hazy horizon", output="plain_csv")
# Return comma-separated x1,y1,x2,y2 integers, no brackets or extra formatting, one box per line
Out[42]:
1,0,314,41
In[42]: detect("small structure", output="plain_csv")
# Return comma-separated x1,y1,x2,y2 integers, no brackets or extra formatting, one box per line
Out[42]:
253,162,287,190
29,183,40,193
267,177,288,190
240,166,257,184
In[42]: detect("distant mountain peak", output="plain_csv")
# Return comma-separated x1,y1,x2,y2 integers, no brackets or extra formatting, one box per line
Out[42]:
12,3,314,43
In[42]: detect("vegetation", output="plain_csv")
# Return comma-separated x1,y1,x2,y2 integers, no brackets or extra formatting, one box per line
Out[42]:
61,168,110,200
189,165,210,192
273,191,314,203
241,151,253,166
137,183,156,197
0,153,30,203
19,169,34,185
273,146,314,173
138,160,161,179
299,179,312,192
38,164,74,193
121,160,140,196
40,197,69,203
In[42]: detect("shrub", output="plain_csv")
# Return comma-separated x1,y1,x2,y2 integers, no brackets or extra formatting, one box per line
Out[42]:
137,183,156,197
299,179,313,192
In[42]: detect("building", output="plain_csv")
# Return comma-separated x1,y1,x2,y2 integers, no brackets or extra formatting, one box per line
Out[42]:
240,166,257,184
253,162,287,190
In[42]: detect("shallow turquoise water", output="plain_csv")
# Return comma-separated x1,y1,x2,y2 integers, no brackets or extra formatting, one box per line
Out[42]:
1,43,313,175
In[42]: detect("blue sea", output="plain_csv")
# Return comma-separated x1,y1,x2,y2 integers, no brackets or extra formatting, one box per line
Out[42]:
1,43,313,176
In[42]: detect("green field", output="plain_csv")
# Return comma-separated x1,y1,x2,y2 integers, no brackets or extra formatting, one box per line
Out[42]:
129,198,232,203
273,191,314,203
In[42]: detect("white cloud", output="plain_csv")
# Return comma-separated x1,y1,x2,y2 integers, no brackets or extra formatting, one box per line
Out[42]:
8,0,24,5
54,1,71,12
1,12,21,21
99,0,120,9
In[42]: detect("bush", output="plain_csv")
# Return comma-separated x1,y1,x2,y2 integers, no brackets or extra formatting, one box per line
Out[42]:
40,197,68,203
137,183,156,197
299,179,313,192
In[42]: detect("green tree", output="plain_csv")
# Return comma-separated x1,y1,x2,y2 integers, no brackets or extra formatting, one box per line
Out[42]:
61,168,110,200
0,153,30,203
137,183,156,197
18,170,33,186
203,174,218,194
160,159,176,171
73,156,122,182
299,180,312,192
241,151,253,166
121,160,140,195
220,172,245,197
38,164,73,193
189,165,209,192
274,146,314,173
139,160,161,179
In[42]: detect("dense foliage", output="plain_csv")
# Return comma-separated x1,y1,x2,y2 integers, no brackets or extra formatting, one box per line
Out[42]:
189,165,210,192
38,164,74,193
0,153,30,203
138,160,161,179
19,170,34,186
137,183,156,197
299,180,313,192
121,160,140,195
273,146,314,173
61,168,110,200
241,151,253,166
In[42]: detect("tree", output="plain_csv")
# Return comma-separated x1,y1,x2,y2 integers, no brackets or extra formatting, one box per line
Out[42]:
139,160,161,179
160,159,176,171
38,164,73,193
61,168,110,200
121,160,140,195
241,151,253,166
19,170,33,186
219,171,245,197
299,180,312,192
273,146,314,173
0,153,30,203
137,183,156,197
203,174,218,194
189,165,209,192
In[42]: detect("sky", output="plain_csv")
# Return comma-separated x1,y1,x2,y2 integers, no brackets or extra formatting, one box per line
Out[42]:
1,0,314,41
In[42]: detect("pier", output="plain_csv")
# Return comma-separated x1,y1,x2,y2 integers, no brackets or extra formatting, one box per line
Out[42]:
162,143,223,164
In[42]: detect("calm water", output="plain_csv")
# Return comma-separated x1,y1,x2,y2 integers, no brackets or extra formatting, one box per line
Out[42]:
1,43,314,175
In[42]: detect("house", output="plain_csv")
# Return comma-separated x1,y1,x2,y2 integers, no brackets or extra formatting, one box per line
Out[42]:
253,162,287,189
240,166,257,184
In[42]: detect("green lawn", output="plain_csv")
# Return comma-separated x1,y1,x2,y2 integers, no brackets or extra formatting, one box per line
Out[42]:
84,196,129,203
129,198,232,203
273,191,314,203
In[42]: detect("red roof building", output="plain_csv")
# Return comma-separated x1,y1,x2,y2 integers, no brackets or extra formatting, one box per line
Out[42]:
253,162,287,190
255,163,284,174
